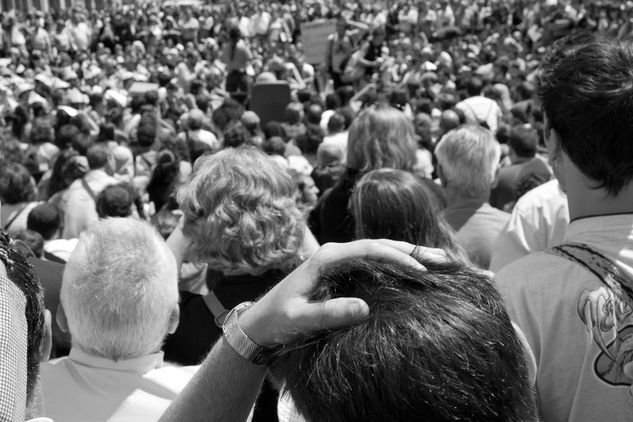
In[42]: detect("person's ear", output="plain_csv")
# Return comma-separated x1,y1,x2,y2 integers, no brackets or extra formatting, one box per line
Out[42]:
56,304,68,333
41,309,52,362
167,304,180,335
544,115,562,160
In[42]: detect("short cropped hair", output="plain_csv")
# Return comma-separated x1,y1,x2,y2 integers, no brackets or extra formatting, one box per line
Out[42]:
27,203,60,240
266,258,536,422
61,218,178,361
86,143,110,170
177,147,304,273
96,184,135,218
509,124,538,158
435,125,501,198
538,36,633,195
347,106,417,174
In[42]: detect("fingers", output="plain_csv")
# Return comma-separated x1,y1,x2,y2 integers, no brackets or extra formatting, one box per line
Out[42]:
303,297,370,332
315,240,427,273
374,239,448,264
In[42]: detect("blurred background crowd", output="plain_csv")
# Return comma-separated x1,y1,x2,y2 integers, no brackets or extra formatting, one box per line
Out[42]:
0,0,632,421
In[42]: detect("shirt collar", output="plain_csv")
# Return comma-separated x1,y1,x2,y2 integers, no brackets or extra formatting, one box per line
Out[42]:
68,348,165,374
564,214,633,245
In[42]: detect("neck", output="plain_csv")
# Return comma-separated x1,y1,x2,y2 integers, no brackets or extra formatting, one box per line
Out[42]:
562,157,633,221
567,181,633,222
444,186,489,208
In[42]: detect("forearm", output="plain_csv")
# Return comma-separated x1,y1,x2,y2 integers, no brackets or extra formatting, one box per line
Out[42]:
347,20,369,32
159,337,266,422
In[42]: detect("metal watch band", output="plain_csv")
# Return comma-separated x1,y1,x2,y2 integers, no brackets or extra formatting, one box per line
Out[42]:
221,301,263,363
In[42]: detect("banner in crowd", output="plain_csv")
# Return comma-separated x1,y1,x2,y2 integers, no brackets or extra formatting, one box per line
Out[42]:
301,19,336,65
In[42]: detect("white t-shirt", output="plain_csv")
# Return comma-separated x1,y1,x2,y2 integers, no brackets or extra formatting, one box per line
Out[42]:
456,96,502,133
490,180,569,272
496,215,633,422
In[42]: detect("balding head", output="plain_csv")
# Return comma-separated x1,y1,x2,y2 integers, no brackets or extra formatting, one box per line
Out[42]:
440,109,461,135
306,104,323,125
60,218,179,361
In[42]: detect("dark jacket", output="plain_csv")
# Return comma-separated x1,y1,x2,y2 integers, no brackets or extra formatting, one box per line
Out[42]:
308,168,360,244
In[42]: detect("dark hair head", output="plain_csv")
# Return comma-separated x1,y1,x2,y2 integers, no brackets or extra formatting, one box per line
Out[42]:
223,122,252,148
86,143,110,169
71,132,93,156
436,91,458,110
509,124,539,158
48,149,87,196
466,75,484,97
30,119,54,145
325,93,341,110
264,121,288,141
265,258,536,422
96,183,135,218
96,123,116,144
147,150,180,212
327,113,345,134
538,35,633,195
336,85,355,106
306,104,323,125
351,169,466,261
229,26,242,41
55,124,80,150
296,125,324,155
137,112,158,148
388,88,409,111
0,163,35,204
297,90,313,104
284,103,304,125
262,136,287,156
27,203,60,240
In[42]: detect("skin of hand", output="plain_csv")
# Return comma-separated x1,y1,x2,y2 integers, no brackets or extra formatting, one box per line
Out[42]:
238,239,447,347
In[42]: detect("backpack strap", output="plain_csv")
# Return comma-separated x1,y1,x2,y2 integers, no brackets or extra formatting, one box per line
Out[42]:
4,204,28,231
548,242,633,307
203,291,229,328
81,178,98,202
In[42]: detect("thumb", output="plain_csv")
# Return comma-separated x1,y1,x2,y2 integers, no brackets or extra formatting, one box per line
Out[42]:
307,298,370,332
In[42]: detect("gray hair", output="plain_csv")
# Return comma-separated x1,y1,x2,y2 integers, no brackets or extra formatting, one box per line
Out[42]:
61,218,178,361
435,125,501,198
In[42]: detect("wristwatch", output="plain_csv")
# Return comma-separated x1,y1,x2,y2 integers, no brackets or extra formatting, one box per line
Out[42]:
222,301,264,364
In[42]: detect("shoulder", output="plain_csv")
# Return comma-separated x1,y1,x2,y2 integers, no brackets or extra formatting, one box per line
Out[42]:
474,203,510,224
494,250,598,302
41,356,72,386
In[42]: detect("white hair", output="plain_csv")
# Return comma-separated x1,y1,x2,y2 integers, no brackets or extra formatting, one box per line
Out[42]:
435,125,501,198
61,218,178,361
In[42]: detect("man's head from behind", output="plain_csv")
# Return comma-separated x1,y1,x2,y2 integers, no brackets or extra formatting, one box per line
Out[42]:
435,124,501,199
538,35,633,196
59,218,179,361
508,124,539,162
266,259,535,422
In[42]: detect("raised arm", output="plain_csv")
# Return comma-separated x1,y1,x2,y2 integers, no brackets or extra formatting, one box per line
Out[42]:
159,240,445,422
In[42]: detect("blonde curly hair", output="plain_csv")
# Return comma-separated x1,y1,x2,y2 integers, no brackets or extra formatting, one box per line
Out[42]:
177,147,305,273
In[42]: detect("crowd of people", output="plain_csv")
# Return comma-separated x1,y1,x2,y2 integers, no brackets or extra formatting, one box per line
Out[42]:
0,0,632,421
